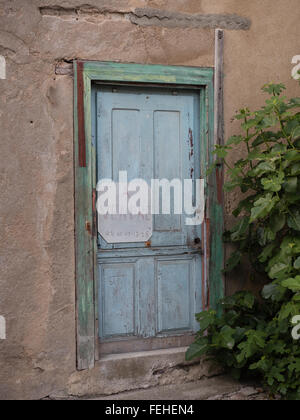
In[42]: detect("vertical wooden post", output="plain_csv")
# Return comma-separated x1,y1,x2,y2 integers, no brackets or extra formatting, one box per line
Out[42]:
209,29,225,312
214,28,224,148
77,61,87,167
74,61,95,370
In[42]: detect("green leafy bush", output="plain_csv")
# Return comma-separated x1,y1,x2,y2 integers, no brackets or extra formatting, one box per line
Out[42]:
187,81,300,399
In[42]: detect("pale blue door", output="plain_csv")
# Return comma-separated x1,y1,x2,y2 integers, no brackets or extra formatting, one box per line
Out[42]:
93,85,203,353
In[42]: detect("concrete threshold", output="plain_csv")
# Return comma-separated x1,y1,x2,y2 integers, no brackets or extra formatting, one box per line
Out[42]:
65,347,222,398
89,376,266,400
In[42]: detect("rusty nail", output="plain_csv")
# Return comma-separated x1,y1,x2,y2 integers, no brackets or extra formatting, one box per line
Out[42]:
85,221,92,235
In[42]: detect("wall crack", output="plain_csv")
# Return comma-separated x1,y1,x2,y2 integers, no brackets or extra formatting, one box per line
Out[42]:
39,5,251,30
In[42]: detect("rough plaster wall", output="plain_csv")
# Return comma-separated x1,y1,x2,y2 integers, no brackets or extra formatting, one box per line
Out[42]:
0,0,299,399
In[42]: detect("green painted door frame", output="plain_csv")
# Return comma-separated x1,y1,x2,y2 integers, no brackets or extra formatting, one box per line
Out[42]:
74,61,224,370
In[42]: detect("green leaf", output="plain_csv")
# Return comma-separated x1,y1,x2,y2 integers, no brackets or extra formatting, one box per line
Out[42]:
224,310,239,326
252,134,267,147
270,213,286,233
196,310,217,331
227,135,244,146
262,115,278,128
221,291,256,310
247,149,266,160
290,97,300,106
262,283,286,302
269,262,290,279
287,207,300,231
270,143,287,155
252,131,281,147
291,126,300,140
285,117,300,135
262,83,286,95
234,327,247,342
257,227,276,246
262,283,277,300
280,236,300,256
290,162,300,176
242,293,255,309
284,192,300,205
285,150,300,162
288,360,300,374
230,217,250,241
240,178,255,193
259,242,277,263
186,338,209,361
265,340,287,355
250,358,271,372
294,257,300,270
295,137,300,148
250,194,279,222
235,108,251,120
270,367,285,383
278,302,300,321
214,326,236,350
284,176,298,193
242,118,261,131
261,172,284,192
232,195,256,217
249,161,276,178
223,251,242,273
282,276,300,292
224,177,244,192
213,145,231,159
237,330,267,362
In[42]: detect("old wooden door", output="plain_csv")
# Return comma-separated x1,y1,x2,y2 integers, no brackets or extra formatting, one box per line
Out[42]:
94,85,204,354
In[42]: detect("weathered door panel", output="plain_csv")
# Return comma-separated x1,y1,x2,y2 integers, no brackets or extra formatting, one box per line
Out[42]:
99,262,137,339
95,85,203,352
156,257,195,334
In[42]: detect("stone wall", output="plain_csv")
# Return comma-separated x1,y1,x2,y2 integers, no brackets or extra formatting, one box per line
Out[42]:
0,0,299,399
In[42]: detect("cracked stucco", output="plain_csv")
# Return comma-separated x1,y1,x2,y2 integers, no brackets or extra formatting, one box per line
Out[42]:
39,5,251,30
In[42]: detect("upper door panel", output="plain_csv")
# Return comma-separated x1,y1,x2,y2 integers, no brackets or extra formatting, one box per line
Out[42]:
95,85,201,250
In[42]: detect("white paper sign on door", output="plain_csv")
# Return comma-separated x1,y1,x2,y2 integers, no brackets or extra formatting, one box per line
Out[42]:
98,214,153,244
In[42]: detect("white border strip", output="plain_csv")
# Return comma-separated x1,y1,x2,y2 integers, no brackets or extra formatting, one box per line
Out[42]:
0,55,6,80
0,315,6,340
